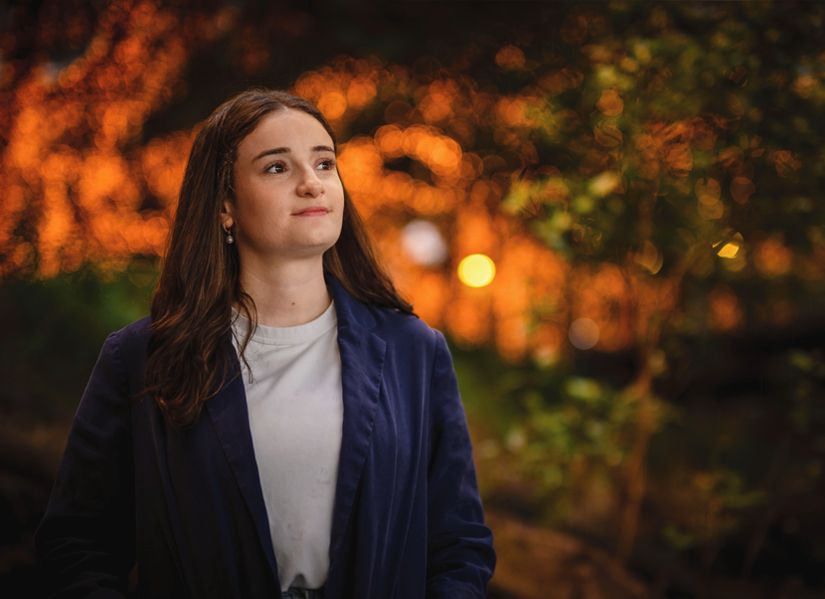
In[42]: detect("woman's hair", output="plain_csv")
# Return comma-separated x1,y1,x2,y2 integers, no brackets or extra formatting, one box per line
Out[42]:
144,87,415,428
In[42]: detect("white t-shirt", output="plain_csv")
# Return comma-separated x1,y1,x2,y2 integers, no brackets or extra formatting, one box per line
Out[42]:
230,299,343,592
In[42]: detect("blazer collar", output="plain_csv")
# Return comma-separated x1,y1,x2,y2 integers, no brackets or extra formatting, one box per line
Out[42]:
205,270,388,592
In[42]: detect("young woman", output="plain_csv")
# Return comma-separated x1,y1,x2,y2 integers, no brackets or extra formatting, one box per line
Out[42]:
35,88,496,598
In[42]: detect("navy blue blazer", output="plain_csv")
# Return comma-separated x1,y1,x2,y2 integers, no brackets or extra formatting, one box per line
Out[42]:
35,270,496,598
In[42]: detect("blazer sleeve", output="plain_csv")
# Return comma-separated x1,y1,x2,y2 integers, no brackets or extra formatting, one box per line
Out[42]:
35,329,136,598
426,328,496,598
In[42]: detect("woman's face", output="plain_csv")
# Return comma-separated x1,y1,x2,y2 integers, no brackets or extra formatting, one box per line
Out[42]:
221,108,345,263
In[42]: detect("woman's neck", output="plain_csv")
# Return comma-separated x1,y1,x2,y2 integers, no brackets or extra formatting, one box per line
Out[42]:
235,258,331,327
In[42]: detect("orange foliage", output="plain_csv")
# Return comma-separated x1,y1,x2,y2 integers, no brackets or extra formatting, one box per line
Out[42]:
495,45,527,71
730,176,755,205
453,203,499,258
419,80,459,123
0,0,227,277
754,236,793,277
571,264,634,351
770,149,802,178
596,89,624,117
400,270,450,328
491,235,569,362
445,286,493,346
1,6,764,362
631,119,713,180
708,286,743,332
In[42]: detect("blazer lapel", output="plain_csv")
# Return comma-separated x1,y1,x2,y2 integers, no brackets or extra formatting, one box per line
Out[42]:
205,345,279,588
324,271,387,578
203,270,386,593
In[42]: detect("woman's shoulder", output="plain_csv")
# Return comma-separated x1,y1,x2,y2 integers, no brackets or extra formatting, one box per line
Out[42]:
366,304,444,351
114,314,153,339
103,308,448,359
99,315,153,361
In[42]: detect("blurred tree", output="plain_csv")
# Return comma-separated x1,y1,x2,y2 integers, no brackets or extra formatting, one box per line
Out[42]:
498,0,825,566
2,0,825,595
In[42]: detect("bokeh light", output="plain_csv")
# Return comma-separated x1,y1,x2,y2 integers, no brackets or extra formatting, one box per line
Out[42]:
568,317,600,350
457,253,496,288
400,219,448,267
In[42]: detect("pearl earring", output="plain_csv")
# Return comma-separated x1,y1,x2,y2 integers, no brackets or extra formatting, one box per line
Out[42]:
223,225,234,245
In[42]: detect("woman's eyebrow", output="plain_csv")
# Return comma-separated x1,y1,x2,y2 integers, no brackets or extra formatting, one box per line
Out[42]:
252,145,335,162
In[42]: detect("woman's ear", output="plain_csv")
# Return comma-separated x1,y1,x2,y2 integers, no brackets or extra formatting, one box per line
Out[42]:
221,200,234,229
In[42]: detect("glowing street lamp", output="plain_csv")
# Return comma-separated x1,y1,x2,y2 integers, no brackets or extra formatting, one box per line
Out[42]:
457,253,496,288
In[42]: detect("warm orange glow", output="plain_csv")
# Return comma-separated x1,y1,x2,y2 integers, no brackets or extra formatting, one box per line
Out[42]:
538,67,584,95
420,80,458,123
571,264,633,351
0,0,220,278
631,120,702,180
495,45,527,70
755,236,793,276
771,149,801,178
634,241,663,275
488,233,569,361
454,204,498,258
374,125,405,157
496,96,535,127
445,289,492,345
730,176,755,204
140,132,194,206
401,270,450,327
594,122,624,148
317,90,348,120
709,286,742,331
695,177,720,205
569,318,600,350
716,239,741,259
346,77,377,108
596,89,624,117
3,6,812,365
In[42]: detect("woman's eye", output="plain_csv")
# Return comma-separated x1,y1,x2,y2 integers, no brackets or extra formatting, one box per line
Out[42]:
265,162,286,174
318,159,336,170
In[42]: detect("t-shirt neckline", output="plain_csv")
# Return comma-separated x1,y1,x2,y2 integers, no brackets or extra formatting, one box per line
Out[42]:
231,299,337,346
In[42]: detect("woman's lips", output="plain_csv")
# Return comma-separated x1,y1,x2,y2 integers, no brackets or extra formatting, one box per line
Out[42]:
293,208,329,216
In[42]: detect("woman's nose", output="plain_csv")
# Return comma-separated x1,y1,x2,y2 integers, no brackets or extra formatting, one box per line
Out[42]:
296,168,324,197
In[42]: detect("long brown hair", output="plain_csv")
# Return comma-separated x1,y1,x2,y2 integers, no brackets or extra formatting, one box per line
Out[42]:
145,87,415,428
